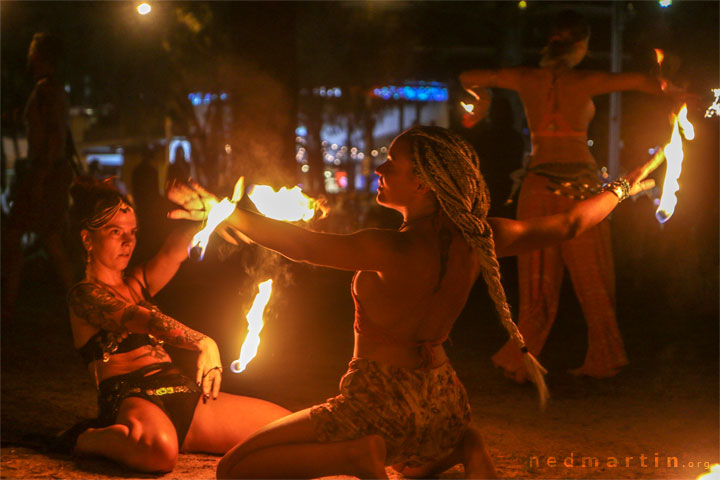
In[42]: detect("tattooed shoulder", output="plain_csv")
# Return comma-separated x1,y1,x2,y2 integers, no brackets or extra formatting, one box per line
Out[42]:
68,283,130,332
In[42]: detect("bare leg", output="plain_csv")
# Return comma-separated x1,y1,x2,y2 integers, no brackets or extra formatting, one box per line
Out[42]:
396,426,497,479
216,408,387,479
74,397,179,472
181,392,290,454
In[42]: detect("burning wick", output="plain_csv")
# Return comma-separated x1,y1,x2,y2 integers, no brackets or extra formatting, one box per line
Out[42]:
460,101,475,114
231,279,273,373
655,104,694,223
654,48,668,91
705,88,720,118
189,177,244,261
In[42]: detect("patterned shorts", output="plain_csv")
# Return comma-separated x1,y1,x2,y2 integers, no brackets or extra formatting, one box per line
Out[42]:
310,357,472,467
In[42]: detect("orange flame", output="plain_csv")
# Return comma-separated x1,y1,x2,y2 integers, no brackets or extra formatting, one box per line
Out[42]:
654,48,665,67
656,104,694,223
189,177,244,260
231,279,272,373
654,49,668,91
248,185,326,222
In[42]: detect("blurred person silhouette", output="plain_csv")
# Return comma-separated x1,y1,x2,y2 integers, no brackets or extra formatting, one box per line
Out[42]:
2,33,79,319
166,144,191,187
131,146,165,264
463,95,525,219
460,10,670,381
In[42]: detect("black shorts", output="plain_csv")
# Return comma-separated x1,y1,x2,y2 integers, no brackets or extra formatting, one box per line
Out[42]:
97,362,202,446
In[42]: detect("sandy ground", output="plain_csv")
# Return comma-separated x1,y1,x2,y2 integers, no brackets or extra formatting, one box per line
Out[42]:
1,251,718,480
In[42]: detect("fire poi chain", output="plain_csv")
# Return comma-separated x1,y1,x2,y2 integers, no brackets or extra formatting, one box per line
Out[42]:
188,179,324,372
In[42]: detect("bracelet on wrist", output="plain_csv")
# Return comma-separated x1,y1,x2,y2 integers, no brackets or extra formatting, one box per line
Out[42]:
602,178,631,203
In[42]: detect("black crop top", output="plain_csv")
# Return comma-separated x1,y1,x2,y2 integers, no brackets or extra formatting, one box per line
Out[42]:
72,273,161,364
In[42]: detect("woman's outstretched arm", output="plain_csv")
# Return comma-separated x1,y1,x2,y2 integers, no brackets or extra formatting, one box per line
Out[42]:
490,153,663,258
459,68,525,93
583,71,665,97
167,182,411,273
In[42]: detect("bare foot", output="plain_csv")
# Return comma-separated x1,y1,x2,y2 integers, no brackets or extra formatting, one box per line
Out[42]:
461,426,498,479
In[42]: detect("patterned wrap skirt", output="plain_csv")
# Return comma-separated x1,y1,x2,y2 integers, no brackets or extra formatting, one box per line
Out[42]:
310,357,472,467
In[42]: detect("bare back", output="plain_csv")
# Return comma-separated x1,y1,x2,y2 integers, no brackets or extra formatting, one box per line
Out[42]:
352,220,481,368
515,67,596,166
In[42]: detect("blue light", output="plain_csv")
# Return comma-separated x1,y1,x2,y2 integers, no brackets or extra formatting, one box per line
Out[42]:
658,0,671,7
188,93,202,106
403,86,416,100
295,125,308,137
220,92,228,101
371,84,448,103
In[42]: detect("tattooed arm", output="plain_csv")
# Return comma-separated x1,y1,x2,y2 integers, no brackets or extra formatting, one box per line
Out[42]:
69,282,224,398
68,283,208,351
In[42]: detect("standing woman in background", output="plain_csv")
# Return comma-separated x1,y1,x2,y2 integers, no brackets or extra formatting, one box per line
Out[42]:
460,11,666,381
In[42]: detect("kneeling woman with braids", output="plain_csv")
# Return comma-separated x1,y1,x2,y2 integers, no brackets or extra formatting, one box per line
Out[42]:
169,126,660,479
64,179,289,472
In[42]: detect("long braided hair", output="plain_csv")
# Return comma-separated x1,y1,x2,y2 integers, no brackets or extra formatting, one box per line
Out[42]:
403,125,549,406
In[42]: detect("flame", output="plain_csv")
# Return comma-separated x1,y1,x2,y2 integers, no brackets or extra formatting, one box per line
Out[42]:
698,464,720,480
189,177,244,260
656,104,694,223
460,101,475,113
677,106,695,140
654,48,668,91
705,88,720,118
230,279,273,373
654,48,665,67
247,185,323,222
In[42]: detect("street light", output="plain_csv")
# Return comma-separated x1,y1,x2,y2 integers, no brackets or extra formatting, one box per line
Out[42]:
137,3,151,15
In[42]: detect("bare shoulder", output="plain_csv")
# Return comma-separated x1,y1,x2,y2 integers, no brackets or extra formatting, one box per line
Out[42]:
67,282,128,331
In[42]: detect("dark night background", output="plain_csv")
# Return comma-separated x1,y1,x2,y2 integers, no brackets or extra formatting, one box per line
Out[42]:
1,1,718,478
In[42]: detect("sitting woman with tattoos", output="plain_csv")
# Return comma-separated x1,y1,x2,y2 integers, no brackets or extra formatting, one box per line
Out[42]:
63,178,289,472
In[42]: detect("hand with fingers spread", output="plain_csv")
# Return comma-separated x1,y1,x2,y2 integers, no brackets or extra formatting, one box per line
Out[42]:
167,179,221,222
